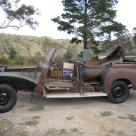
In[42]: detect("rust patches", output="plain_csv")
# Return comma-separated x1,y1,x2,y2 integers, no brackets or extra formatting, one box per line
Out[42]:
34,67,48,96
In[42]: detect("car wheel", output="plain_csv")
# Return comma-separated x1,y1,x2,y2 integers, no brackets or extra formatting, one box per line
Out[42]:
108,81,129,103
0,85,17,113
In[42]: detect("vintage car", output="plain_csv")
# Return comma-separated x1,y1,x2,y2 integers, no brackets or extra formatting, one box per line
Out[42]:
0,46,136,113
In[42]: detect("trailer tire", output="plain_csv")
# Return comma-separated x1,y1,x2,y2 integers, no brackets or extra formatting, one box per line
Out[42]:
108,81,129,103
0,85,17,113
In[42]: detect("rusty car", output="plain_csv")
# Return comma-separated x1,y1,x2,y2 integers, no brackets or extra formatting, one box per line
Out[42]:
0,46,135,113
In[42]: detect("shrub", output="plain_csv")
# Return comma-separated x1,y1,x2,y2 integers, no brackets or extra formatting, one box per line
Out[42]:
0,56,42,66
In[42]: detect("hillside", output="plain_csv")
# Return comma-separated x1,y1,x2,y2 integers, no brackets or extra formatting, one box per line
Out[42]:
0,33,136,66
0,33,83,66
0,33,83,57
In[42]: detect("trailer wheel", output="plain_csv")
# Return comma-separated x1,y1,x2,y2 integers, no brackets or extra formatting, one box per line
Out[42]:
0,85,17,113
108,81,129,103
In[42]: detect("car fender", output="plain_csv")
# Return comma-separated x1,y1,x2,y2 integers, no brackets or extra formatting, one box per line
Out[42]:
0,72,38,90
102,66,136,94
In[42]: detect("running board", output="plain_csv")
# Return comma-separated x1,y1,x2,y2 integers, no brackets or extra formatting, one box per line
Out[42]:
46,92,107,98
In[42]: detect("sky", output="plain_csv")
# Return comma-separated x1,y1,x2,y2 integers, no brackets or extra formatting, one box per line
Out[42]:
0,0,136,39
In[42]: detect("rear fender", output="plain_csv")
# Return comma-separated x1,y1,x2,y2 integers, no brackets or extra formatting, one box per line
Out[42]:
102,67,135,94
0,73,37,90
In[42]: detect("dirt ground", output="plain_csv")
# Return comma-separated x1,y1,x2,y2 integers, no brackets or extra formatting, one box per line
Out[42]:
0,90,136,136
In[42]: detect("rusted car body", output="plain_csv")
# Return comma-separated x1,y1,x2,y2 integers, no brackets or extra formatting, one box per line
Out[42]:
103,63,136,93
0,46,136,113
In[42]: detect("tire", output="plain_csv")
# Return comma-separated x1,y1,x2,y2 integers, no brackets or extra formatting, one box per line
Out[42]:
108,81,129,103
0,85,17,113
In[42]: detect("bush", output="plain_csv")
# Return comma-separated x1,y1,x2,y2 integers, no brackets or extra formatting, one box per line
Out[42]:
6,47,17,59
0,56,42,66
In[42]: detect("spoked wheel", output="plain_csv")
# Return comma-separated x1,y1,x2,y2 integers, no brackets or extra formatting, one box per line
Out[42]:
0,85,17,113
108,81,129,103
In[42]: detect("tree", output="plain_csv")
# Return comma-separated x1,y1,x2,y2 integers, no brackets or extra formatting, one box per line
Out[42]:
132,27,136,46
115,30,132,53
52,0,125,49
6,46,17,59
0,0,39,30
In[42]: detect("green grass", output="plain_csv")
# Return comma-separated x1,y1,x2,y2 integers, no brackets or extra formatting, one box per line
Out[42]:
28,105,44,112
101,111,112,117
0,119,14,136
0,56,42,66
45,128,84,136
20,116,40,127
20,115,40,127
32,116,40,120
23,120,38,126
0,128,5,136
118,116,127,120
118,114,136,122
15,131,29,136
108,129,127,136
127,114,136,122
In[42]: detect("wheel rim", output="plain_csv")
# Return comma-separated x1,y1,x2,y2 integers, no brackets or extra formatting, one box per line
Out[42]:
113,86,125,98
0,91,9,105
